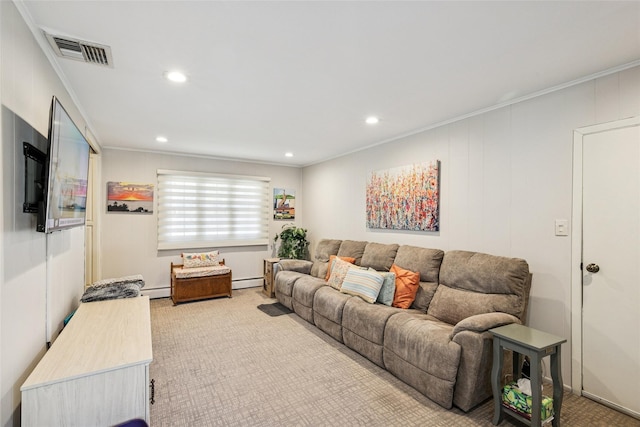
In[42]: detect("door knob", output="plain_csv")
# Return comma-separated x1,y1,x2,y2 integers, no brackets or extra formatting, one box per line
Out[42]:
586,263,600,273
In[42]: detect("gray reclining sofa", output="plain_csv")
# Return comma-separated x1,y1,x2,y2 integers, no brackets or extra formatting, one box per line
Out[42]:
274,239,531,411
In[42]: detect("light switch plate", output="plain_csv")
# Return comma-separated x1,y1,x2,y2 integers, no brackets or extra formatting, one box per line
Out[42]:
555,219,569,236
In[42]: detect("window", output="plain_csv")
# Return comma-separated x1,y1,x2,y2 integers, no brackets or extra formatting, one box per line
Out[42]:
157,169,271,250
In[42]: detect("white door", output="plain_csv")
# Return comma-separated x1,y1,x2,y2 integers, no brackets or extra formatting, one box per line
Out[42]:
581,122,640,418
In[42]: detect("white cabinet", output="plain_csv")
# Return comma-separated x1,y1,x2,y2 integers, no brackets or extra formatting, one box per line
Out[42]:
21,296,153,426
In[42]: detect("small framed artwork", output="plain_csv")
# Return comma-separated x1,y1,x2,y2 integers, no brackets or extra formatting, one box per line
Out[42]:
107,182,154,214
274,188,295,220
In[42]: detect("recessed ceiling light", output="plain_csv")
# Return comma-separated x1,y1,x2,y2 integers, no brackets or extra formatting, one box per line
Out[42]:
165,71,187,83
365,116,380,125
285,152,294,158
156,136,168,143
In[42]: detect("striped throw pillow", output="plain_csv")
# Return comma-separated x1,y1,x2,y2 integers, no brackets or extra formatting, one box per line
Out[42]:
339,267,384,303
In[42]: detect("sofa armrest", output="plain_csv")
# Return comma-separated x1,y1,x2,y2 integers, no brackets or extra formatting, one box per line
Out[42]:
450,312,521,339
277,259,313,275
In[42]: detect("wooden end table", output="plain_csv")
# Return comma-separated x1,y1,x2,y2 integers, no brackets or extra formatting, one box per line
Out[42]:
263,258,280,298
490,323,566,427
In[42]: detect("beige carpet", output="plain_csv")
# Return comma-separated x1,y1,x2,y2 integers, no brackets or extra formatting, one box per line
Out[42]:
149,288,639,427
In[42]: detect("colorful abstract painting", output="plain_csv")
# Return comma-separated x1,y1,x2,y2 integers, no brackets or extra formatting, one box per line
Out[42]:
107,182,154,214
366,161,440,231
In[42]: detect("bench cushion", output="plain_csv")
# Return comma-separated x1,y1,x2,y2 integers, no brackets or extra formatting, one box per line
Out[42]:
173,265,230,279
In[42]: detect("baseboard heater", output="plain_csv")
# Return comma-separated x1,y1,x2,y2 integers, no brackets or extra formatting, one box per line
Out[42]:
232,276,263,290
142,277,263,299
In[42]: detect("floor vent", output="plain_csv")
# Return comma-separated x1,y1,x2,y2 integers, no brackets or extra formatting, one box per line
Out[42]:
44,31,113,67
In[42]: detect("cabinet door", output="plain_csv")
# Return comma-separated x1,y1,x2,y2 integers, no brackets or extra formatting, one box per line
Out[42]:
22,364,148,427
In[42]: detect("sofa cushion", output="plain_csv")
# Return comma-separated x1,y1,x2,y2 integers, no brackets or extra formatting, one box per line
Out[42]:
383,312,461,409
325,255,356,280
384,313,460,378
360,242,399,271
342,296,405,368
314,286,352,324
412,282,439,312
342,297,404,346
394,245,444,283
427,285,525,325
339,267,384,303
391,264,421,309
275,270,307,310
326,257,354,290
375,271,396,306
439,250,530,295
275,270,303,298
292,275,326,308
313,286,352,342
337,240,368,265
291,275,326,324
429,250,531,323
309,239,342,278
278,259,312,275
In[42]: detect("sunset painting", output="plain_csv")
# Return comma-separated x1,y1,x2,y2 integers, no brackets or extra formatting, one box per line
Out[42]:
107,182,154,214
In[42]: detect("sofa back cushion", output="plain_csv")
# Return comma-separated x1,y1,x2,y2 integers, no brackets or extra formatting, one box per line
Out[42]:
427,250,531,324
411,282,439,312
310,239,342,278
360,242,399,271
394,245,444,312
337,240,368,265
394,245,444,283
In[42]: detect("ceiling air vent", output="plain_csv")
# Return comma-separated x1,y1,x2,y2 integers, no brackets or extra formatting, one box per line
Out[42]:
43,31,113,67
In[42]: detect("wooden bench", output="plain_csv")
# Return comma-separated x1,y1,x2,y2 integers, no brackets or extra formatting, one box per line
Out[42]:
170,260,232,305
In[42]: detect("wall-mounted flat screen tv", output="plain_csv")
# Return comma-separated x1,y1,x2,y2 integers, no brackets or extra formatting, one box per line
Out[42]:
37,97,91,233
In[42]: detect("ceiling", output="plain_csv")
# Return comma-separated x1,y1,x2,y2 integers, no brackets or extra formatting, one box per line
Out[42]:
16,1,640,167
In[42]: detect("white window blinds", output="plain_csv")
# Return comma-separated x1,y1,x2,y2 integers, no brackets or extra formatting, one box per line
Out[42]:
157,170,271,250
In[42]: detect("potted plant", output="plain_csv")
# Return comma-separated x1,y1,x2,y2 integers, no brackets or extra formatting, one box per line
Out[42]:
274,224,309,259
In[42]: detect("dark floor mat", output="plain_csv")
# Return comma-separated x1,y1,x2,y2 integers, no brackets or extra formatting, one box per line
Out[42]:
257,302,292,317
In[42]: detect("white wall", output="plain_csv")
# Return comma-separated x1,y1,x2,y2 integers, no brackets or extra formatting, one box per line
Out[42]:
1,2,92,425
99,149,302,297
301,65,640,389
0,3,4,425
1,2,638,423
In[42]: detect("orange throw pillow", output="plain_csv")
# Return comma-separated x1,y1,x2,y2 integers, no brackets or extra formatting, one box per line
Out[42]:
325,255,356,280
391,264,420,309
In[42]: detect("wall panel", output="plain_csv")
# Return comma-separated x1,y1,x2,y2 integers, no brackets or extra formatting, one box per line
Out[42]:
301,65,640,388
1,2,90,425
99,149,302,296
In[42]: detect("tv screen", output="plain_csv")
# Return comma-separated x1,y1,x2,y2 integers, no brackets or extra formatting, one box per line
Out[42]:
37,97,91,233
